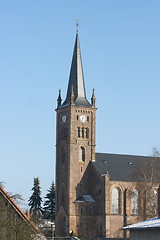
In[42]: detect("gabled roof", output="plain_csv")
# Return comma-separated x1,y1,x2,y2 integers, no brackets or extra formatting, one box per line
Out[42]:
0,186,39,233
60,33,91,108
123,217,160,230
93,152,157,182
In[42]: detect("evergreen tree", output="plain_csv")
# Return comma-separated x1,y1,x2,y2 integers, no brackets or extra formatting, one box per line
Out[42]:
28,177,43,224
43,181,55,221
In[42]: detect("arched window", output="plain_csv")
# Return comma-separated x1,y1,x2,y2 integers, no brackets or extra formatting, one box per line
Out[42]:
77,128,89,139
112,188,119,214
131,189,138,215
79,146,85,162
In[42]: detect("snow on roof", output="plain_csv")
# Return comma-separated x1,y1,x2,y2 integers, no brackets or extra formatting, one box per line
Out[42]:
75,195,96,203
123,218,160,230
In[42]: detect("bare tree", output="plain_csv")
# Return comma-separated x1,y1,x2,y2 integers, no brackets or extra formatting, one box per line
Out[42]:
132,147,160,220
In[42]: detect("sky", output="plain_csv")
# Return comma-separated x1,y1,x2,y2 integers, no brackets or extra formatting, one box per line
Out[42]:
0,0,160,208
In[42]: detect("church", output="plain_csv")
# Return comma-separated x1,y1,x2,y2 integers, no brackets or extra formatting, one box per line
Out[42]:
55,31,159,239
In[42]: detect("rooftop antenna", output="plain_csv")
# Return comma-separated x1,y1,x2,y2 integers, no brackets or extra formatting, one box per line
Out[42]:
76,19,79,33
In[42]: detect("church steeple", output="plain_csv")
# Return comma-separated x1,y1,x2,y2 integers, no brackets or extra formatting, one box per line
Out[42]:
55,30,97,237
61,33,91,108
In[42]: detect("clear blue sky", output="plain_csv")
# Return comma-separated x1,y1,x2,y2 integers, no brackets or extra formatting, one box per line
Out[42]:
0,1,160,208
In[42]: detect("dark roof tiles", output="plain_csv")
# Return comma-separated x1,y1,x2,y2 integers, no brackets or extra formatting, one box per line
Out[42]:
93,152,157,182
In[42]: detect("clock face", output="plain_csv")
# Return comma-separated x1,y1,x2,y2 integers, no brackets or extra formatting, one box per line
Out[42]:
62,115,66,123
79,115,86,122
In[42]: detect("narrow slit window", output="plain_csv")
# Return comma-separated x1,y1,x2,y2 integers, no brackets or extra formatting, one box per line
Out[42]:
79,146,85,162
82,128,84,138
86,128,89,138
77,127,81,138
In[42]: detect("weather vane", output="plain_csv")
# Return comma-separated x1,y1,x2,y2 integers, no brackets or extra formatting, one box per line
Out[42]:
76,19,80,33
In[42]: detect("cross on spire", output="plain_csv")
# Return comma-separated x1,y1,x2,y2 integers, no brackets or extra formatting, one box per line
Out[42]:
76,19,79,33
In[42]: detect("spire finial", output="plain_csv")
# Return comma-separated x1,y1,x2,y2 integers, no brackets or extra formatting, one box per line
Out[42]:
57,89,62,107
91,88,96,107
76,19,79,34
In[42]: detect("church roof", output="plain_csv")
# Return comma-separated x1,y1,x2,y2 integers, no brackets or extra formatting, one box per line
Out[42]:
60,33,91,108
94,152,157,182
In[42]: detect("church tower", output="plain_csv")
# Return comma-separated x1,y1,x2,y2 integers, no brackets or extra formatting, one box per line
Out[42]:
55,32,96,237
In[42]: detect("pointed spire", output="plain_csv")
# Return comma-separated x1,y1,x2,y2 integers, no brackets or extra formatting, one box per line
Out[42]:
57,89,62,107
91,88,96,107
61,33,91,108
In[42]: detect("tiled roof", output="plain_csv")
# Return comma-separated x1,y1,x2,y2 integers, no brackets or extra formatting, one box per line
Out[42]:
93,152,159,182
123,217,160,230
0,186,39,233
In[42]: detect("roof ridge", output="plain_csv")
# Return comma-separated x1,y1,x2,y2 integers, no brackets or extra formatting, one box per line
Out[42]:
96,152,155,158
0,186,39,233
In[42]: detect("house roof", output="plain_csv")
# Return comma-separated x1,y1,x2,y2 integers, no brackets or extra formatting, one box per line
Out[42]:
123,217,160,230
93,152,158,182
0,186,39,233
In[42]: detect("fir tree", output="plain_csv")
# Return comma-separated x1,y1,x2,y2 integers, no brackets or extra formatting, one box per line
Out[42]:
28,177,43,224
43,181,55,221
